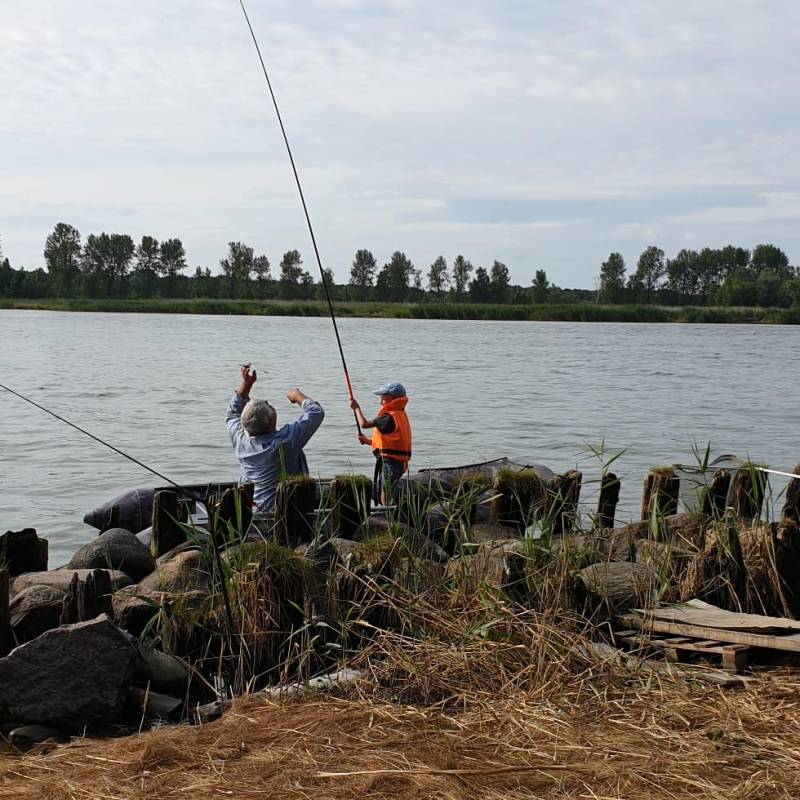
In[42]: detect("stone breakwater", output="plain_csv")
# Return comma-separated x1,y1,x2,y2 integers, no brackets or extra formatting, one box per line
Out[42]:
1,457,799,749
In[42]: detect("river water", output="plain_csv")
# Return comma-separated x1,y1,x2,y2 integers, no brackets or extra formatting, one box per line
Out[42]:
1,310,798,564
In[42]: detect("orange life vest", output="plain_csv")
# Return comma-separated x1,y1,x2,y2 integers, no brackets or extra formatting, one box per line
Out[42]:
371,396,412,468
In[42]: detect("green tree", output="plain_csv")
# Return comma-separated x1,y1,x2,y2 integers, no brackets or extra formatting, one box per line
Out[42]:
316,267,336,301
630,246,666,302
751,244,791,277
451,255,473,297
468,266,491,302
278,249,304,299
598,252,626,303
349,249,377,299
666,249,699,297
81,232,134,296
221,241,255,298
489,260,510,303
375,251,414,301
531,269,550,304
44,223,82,297
159,238,187,282
756,269,788,307
131,235,160,297
717,245,750,283
427,255,449,295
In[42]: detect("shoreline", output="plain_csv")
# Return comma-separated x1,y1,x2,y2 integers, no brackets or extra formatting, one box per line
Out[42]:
1,297,798,324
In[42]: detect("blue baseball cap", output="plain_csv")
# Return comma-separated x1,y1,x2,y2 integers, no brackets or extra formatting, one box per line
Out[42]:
373,382,406,397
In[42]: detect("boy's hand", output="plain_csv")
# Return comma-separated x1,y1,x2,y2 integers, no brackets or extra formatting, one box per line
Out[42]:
358,434,371,445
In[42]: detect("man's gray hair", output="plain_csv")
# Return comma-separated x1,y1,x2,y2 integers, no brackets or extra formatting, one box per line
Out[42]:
241,399,277,436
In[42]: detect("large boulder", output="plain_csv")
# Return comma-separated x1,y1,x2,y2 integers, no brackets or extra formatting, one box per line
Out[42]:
0,615,138,731
9,585,65,642
575,561,654,611
11,569,133,595
68,528,156,583
139,548,210,594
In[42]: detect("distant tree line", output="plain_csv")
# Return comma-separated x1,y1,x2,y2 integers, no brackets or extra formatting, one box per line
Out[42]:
598,244,800,308
0,224,797,308
0,223,593,304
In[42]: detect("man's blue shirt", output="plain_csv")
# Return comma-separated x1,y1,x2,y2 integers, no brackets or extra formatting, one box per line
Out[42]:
226,392,325,511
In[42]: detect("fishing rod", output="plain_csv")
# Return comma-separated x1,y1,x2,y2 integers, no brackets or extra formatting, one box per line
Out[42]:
0,382,180,488
236,0,363,438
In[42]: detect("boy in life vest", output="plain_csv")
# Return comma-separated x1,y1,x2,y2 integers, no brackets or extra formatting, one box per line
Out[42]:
350,382,412,505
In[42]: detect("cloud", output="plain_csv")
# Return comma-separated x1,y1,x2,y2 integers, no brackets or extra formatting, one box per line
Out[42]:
1,0,800,284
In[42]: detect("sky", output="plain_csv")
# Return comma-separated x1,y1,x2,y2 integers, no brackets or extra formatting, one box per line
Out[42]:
2,0,800,288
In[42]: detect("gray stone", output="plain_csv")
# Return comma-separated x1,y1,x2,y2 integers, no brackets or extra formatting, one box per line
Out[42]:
9,585,64,642
68,528,156,583
0,614,138,731
9,724,67,750
139,549,209,594
11,569,132,596
128,687,183,720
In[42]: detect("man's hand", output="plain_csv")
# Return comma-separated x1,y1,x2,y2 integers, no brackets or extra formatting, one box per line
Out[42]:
286,387,309,406
358,433,371,446
349,398,360,411
238,363,257,399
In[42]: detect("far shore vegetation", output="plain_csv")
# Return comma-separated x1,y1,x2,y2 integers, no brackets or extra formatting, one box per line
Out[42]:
2,297,798,324
0,223,798,322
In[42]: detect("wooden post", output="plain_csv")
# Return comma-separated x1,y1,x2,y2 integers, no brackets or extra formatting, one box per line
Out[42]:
0,569,10,657
730,465,766,521
151,490,189,558
61,570,115,625
781,463,800,527
641,468,680,522
700,468,731,520
60,573,80,626
596,472,620,529
212,483,254,540
274,477,317,548
0,529,48,577
330,476,372,539
547,470,582,535
490,470,546,533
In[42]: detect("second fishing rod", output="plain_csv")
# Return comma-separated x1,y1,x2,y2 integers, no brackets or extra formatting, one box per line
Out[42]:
236,0,362,438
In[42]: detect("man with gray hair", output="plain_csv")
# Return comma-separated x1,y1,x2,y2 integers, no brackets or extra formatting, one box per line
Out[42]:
226,364,324,511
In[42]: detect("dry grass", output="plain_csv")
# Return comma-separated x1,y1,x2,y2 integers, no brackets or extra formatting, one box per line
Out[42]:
4,671,800,799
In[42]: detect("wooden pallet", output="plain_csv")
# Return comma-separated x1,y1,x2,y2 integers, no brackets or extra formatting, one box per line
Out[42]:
614,629,750,673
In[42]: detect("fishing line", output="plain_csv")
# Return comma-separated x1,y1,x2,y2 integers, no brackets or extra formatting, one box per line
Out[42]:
236,0,363,436
0,382,179,488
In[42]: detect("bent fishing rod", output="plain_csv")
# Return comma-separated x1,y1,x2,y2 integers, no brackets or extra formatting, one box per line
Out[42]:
236,0,362,438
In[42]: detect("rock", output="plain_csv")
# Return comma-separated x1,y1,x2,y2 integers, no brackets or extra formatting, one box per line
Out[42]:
112,586,209,637
327,537,360,566
449,539,528,598
68,528,156,583
136,527,152,548
137,646,190,695
9,585,65,642
575,561,654,610
139,549,210,594
11,569,133,596
8,724,67,751
127,687,183,720
470,522,519,544
0,615,138,731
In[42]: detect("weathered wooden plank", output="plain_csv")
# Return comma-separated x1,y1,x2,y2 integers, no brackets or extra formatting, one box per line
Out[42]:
617,612,800,653
632,599,800,633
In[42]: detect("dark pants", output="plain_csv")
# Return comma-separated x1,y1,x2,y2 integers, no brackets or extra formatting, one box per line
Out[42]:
373,457,405,505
